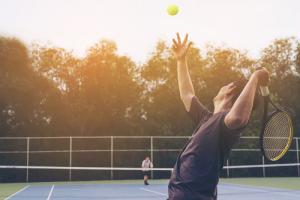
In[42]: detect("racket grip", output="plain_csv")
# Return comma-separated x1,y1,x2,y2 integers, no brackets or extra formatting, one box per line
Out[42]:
260,86,269,97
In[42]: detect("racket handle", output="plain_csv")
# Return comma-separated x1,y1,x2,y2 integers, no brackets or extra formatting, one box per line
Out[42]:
260,86,269,97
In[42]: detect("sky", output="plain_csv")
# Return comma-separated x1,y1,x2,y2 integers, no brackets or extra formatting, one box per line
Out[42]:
0,0,299,62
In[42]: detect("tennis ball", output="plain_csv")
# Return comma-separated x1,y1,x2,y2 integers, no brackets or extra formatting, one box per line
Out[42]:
167,5,179,16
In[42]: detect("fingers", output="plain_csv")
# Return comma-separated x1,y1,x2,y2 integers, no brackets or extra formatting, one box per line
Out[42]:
226,82,237,93
172,39,178,48
171,44,178,54
259,70,270,86
227,82,235,88
176,32,181,45
255,67,270,86
172,33,191,58
229,85,237,92
183,34,188,45
173,33,190,47
187,41,192,50
227,85,237,96
171,45,176,53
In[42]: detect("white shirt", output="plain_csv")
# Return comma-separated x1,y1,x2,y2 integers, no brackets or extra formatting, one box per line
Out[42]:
141,159,153,171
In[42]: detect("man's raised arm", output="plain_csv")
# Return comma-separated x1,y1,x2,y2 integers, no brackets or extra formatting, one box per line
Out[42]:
225,68,269,129
172,33,194,111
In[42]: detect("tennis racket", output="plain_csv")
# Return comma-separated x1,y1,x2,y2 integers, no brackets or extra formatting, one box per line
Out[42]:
259,85,294,161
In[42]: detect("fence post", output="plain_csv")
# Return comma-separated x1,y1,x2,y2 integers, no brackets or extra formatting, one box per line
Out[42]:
226,159,230,178
262,156,266,177
150,136,154,179
111,136,114,180
296,138,300,177
69,136,72,181
26,137,30,182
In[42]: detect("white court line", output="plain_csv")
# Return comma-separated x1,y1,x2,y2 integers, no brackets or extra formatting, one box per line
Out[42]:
46,185,55,200
140,187,168,197
4,185,30,200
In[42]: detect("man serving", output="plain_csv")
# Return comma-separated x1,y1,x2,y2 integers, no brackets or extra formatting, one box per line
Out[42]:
168,33,268,200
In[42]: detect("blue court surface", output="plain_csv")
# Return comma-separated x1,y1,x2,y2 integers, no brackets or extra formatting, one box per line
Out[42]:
3,180,300,200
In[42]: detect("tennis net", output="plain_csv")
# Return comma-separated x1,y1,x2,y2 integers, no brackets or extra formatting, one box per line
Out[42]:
0,163,300,182
0,136,300,182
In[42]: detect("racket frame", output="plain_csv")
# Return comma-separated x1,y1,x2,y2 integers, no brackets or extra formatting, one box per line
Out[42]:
259,87,294,161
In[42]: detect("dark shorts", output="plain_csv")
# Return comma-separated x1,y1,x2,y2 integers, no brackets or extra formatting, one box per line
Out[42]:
142,171,151,177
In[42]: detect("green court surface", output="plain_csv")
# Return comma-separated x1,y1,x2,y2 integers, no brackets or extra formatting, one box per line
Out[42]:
0,178,299,200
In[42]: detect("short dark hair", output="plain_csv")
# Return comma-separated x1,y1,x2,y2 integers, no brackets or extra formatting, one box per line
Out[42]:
232,78,260,110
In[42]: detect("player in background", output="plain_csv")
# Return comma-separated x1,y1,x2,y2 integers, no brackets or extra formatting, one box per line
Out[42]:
142,156,153,185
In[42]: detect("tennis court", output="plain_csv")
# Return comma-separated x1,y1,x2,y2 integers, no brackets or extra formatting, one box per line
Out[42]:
1,178,300,200
1,136,300,199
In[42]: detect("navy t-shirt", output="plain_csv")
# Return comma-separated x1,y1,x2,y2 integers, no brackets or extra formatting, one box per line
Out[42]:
168,96,244,200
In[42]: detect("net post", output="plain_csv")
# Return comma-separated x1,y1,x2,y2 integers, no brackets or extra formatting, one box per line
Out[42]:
262,156,266,177
296,138,300,177
26,137,30,182
69,136,72,181
226,159,230,178
150,136,154,179
111,136,114,180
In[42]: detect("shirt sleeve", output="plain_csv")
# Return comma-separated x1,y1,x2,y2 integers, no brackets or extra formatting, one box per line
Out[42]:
220,112,246,157
188,96,212,126
221,112,247,136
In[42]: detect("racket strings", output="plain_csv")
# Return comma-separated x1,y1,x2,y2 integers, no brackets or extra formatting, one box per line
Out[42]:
263,112,292,160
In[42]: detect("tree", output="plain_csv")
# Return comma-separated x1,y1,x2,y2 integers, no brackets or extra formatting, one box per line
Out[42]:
0,37,60,136
260,37,298,78
260,38,300,137
74,40,142,135
199,46,255,108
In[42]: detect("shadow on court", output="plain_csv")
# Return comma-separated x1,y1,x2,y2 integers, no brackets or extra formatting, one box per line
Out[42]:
6,183,300,200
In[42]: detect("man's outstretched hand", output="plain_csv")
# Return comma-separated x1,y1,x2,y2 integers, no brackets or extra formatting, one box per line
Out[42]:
172,33,192,61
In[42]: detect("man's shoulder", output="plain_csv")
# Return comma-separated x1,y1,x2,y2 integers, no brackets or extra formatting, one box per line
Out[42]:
197,112,226,128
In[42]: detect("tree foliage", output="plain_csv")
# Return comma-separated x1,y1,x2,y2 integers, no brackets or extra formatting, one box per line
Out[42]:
0,36,299,138
1,36,300,181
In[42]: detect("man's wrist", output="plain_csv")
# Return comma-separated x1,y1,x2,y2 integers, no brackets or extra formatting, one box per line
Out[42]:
177,57,187,64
